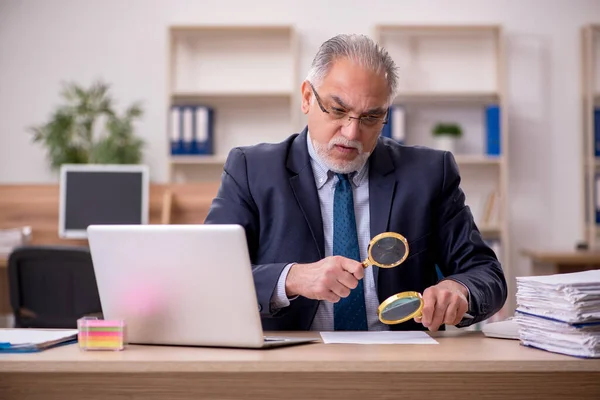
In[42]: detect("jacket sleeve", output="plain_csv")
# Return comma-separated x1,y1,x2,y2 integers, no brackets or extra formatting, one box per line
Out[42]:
203,147,288,318
434,151,508,327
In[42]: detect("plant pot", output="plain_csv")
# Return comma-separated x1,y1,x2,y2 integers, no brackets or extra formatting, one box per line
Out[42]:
433,136,457,153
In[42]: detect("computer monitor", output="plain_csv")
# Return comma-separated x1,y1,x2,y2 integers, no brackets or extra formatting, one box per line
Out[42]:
59,164,149,239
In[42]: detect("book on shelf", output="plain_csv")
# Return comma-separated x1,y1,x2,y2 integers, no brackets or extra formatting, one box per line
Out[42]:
380,105,405,144
478,190,500,232
170,105,214,156
481,190,499,225
596,172,600,225
595,108,600,157
485,105,501,156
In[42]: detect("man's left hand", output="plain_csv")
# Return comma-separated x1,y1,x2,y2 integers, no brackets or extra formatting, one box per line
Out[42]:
414,280,469,332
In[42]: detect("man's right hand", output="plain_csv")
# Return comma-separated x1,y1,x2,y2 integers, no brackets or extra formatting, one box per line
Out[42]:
285,256,365,303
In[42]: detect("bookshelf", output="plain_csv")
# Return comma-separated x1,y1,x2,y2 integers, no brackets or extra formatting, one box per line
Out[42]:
582,24,600,247
166,25,299,182
374,24,509,320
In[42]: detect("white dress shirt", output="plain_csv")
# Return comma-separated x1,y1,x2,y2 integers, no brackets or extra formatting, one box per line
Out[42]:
270,132,389,331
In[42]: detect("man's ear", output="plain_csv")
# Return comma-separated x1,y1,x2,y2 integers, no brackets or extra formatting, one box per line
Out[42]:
301,80,312,115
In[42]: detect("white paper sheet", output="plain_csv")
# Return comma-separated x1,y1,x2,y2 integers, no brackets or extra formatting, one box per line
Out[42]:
320,331,438,344
0,329,78,346
517,269,600,287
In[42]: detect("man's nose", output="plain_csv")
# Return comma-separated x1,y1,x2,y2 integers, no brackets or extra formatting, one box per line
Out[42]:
340,118,361,141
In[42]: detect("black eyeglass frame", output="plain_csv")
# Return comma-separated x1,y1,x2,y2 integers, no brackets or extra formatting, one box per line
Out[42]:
308,81,389,127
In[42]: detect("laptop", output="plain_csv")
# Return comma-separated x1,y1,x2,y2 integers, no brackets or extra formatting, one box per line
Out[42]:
86,224,316,349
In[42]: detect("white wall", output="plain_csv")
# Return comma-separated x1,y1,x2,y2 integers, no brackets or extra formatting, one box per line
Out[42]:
1,0,599,311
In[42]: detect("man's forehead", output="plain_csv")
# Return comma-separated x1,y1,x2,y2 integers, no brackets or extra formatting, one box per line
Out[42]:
322,86,388,113
318,69,389,111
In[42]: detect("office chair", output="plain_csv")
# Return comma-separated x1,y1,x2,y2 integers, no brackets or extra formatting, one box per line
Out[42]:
7,245,103,328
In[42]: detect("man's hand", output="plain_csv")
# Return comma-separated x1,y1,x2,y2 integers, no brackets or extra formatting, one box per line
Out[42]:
414,280,469,332
285,256,365,303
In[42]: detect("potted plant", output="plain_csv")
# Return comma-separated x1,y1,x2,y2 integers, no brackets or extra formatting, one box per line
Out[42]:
432,122,462,153
30,80,145,170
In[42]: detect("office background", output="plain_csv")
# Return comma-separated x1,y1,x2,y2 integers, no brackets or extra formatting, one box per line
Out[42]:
1,0,599,318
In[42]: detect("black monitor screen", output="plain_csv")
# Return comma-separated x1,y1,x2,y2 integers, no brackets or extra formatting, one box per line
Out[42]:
64,171,145,230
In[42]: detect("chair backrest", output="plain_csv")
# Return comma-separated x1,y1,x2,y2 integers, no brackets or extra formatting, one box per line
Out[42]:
7,245,102,328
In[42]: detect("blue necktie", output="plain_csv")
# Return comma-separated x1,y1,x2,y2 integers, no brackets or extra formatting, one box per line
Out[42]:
333,173,368,331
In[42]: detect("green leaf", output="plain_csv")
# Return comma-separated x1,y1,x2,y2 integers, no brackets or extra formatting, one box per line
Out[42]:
432,123,462,137
29,79,144,170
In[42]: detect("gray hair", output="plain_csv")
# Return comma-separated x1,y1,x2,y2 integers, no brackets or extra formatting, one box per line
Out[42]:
306,34,399,104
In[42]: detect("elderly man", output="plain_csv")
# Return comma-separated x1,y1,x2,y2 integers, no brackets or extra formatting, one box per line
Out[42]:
205,33,507,332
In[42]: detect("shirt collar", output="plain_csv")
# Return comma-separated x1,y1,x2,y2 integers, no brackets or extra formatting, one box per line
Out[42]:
306,131,369,189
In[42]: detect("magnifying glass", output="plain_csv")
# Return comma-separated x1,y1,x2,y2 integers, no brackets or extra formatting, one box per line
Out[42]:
377,291,474,325
363,232,473,325
361,232,409,269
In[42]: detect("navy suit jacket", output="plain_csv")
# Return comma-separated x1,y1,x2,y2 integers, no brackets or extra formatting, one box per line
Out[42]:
204,128,507,331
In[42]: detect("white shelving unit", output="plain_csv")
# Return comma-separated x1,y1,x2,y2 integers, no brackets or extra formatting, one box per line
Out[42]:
582,24,600,247
167,25,299,182
375,25,510,320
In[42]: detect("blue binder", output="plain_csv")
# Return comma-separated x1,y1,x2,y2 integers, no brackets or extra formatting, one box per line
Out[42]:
485,105,501,156
191,105,214,155
169,105,214,155
380,106,405,144
181,105,195,155
594,108,600,157
169,105,184,155
381,111,392,139
595,173,600,225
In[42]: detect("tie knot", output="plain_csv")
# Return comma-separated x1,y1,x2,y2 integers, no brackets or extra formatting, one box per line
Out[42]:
336,173,350,182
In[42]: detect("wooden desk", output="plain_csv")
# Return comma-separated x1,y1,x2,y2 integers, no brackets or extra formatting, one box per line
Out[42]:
521,249,600,275
0,331,598,400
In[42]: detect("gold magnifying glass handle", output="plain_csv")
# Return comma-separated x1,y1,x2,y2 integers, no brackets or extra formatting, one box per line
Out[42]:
361,259,370,268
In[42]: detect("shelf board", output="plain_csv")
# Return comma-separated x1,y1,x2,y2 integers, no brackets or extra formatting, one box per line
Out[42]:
170,154,501,166
376,24,501,35
170,155,227,165
394,91,500,105
585,224,600,238
480,225,502,237
170,25,294,34
583,158,600,168
455,155,502,165
172,91,293,101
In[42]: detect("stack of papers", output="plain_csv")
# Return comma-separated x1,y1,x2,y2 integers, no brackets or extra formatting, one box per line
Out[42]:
514,269,600,358
0,329,78,353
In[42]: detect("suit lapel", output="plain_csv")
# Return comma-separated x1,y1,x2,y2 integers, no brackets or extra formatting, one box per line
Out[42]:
368,140,397,290
287,129,325,259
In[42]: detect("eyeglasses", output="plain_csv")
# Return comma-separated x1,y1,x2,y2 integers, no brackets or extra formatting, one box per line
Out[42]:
309,81,389,129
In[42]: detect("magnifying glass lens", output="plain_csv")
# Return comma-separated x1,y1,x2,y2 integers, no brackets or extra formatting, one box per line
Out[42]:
370,237,407,266
380,296,422,322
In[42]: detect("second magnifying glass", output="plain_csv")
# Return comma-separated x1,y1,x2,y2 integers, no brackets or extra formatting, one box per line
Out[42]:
377,291,473,325
361,231,473,325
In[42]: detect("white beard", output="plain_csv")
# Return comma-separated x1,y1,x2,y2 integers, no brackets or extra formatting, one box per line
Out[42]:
312,136,371,174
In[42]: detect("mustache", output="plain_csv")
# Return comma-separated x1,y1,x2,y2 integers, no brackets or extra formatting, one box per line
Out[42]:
327,137,363,153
